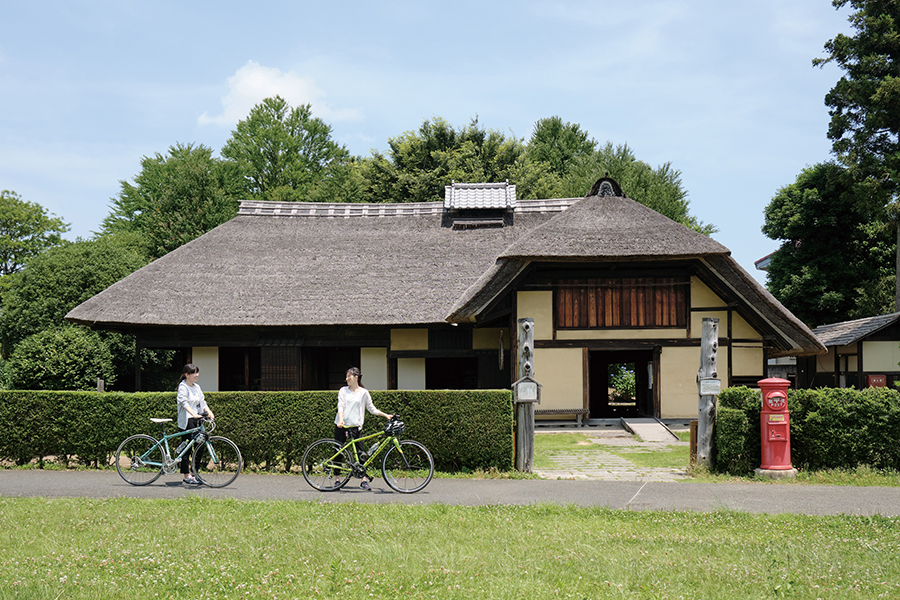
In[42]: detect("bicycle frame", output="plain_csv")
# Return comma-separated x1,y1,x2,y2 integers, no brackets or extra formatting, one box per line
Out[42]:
139,420,214,472
331,430,402,475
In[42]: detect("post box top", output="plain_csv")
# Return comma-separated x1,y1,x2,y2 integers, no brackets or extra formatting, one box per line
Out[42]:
757,377,791,386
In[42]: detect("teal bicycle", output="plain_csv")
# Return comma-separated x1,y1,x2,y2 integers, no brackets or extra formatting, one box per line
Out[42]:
115,417,242,488
301,416,434,493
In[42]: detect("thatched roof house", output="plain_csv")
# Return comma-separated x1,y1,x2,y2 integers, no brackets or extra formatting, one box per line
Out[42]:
67,179,824,419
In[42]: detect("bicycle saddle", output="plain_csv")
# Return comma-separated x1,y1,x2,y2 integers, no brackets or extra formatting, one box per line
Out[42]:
150,418,173,423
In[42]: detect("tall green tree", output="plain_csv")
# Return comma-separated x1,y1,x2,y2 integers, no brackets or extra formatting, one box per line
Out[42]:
221,96,349,202
525,116,596,176
762,162,894,326
304,158,369,203
0,233,148,354
102,143,240,260
358,116,713,234
558,143,716,235
361,117,531,203
0,233,174,390
0,190,69,294
815,0,900,309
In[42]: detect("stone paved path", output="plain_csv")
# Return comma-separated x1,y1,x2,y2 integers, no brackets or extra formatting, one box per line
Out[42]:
534,427,690,482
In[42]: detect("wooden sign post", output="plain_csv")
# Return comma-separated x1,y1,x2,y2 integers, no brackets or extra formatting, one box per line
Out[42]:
514,318,538,472
696,317,719,469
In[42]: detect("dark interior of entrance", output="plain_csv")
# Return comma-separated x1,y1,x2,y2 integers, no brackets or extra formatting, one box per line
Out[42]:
589,350,654,418
302,347,361,390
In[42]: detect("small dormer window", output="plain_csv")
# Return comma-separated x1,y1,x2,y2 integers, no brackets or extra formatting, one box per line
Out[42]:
444,181,516,229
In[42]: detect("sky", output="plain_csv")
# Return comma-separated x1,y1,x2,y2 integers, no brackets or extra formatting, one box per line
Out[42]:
0,1,853,285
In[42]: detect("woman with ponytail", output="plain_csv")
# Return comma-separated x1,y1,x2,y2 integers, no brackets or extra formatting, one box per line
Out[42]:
176,363,215,485
334,366,391,491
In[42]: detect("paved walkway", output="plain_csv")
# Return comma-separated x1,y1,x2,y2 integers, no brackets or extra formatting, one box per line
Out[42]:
3,470,900,516
534,424,690,482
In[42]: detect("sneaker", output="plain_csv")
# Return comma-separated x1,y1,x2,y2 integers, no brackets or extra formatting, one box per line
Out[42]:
182,475,200,485
360,480,371,491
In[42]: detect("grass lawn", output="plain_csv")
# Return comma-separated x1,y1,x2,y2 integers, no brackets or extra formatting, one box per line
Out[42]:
534,431,900,486
1,496,899,599
534,431,691,472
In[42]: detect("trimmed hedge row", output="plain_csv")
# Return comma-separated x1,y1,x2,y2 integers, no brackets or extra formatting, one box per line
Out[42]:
0,389,514,472
716,386,900,475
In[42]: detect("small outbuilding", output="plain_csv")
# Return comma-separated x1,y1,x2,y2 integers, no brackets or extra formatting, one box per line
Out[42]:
801,312,900,389
66,178,825,420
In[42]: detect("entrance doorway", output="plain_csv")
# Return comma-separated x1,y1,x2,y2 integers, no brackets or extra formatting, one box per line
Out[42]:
589,350,656,418
301,347,361,390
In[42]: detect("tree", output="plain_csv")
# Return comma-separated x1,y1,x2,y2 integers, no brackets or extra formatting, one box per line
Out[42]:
102,143,240,259
815,0,900,308
221,96,349,201
0,233,146,354
360,116,530,203
525,116,596,176
304,157,369,203
7,325,116,391
557,143,716,235
762,162,894,326
0,233,176,390
0,190,69,294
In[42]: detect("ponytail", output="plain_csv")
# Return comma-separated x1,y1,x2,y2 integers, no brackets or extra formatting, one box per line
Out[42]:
177,363,200,389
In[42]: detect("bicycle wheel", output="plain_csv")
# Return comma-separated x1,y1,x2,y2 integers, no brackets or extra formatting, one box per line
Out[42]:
192,436,243,488
115,434,164,486
302,439,353,491
381,440,434,493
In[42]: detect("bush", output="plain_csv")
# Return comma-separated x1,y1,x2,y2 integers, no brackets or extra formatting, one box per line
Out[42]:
715,385,900,475
0,389,514,472
7,326,116,391
608,365,636,402
715,386,761,475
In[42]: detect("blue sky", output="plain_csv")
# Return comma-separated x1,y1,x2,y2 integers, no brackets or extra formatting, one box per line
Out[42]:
1,1,851,284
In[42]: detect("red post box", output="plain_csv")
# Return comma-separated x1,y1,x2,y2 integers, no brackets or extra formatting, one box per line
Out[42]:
756,377,797,478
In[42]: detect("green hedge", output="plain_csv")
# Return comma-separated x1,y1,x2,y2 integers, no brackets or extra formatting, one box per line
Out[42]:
0,389,514,472
715,386,900,475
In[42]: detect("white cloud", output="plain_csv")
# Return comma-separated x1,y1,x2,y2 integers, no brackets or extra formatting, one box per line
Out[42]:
199,60,360,127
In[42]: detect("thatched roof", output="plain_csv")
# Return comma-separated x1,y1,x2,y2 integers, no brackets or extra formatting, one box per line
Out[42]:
500,194,729,260
65,185,824,357
65,200,556,328
446,192,823,358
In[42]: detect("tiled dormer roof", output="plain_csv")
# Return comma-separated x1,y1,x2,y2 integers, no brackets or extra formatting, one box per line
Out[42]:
444,181,516,210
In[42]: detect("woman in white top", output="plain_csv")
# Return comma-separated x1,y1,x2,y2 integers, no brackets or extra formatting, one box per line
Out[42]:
335,366,391,491
177,363,215,485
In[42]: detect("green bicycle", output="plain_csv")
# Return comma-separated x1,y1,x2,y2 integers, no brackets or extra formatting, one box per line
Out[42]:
115,417,242,488
301,416,434,493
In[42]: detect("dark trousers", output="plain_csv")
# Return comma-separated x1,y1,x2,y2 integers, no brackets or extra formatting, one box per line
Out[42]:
335,425,362,456
179,417,201,475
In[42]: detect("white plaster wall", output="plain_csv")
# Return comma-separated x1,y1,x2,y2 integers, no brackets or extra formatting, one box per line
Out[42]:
659,346,730,418
863,341,900,372
516,291,553,340
533,348,583,410
193,347,219,392
361,347,388,390
397,357,426,390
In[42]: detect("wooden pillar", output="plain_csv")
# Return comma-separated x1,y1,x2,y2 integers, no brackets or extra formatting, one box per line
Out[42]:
244,349,250,390
833,347,840,387
696,317,718,469
134,336,142,392
515,318,535,472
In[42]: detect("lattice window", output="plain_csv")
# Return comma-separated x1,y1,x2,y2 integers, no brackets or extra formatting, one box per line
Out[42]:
261,347,300,391
555,278,688,329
